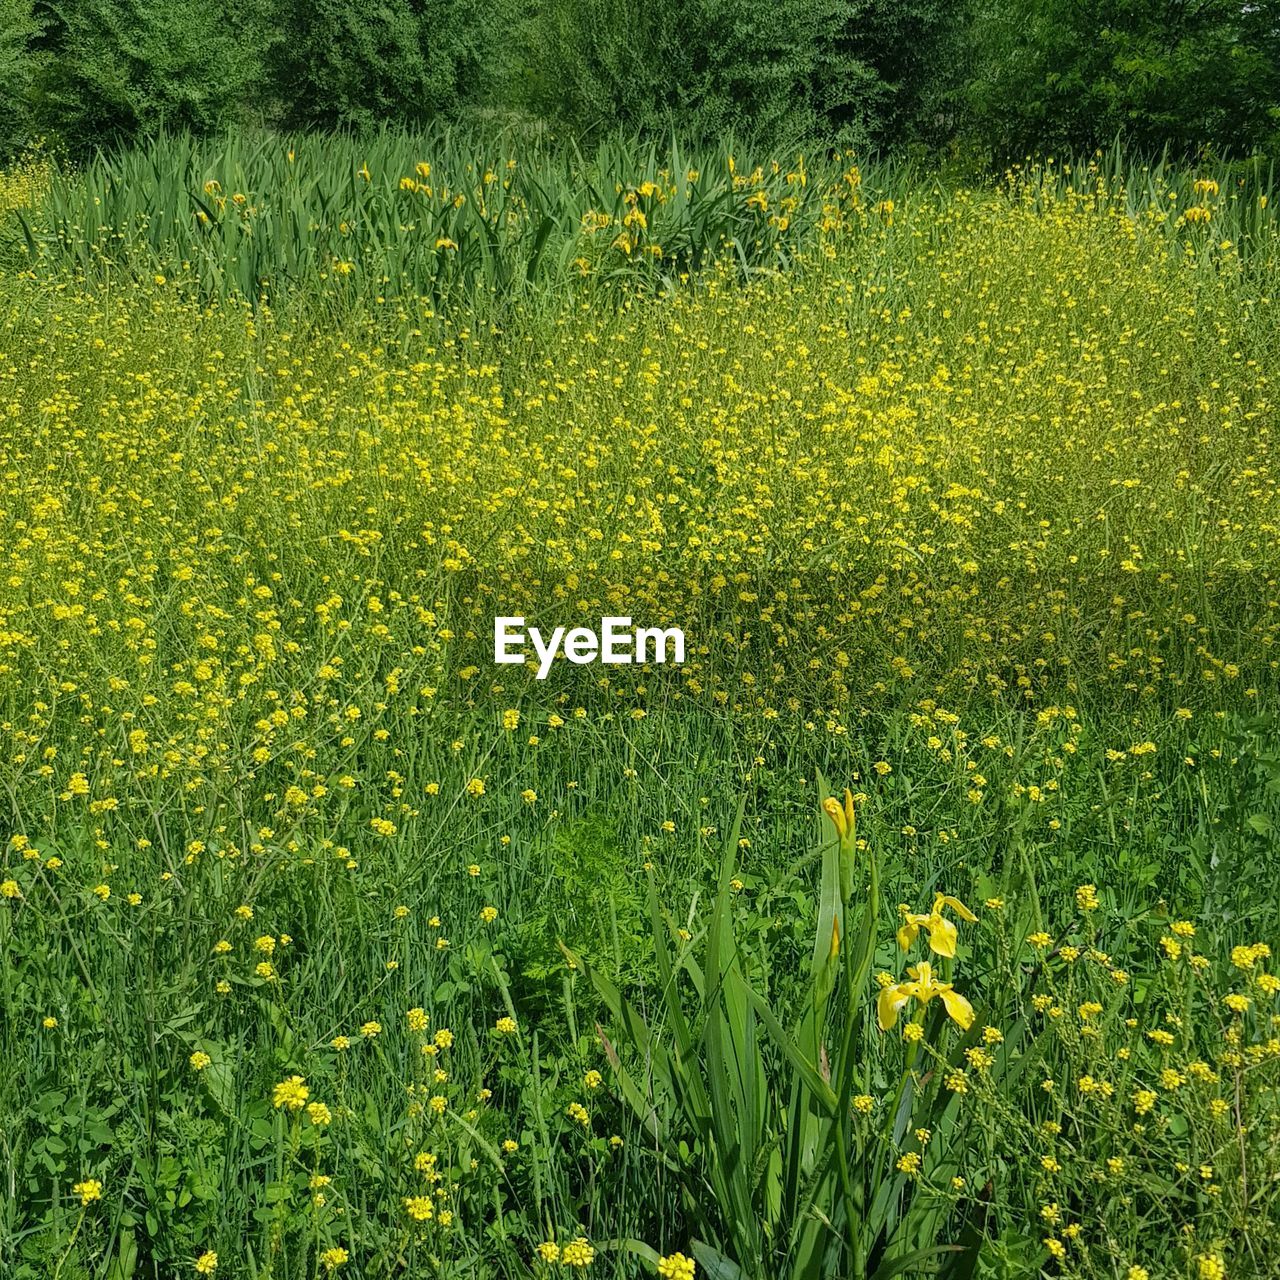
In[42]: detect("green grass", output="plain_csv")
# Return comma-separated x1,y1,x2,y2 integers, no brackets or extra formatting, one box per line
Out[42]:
1,132,1279,1279
10,134,1280,317
11,129,863,310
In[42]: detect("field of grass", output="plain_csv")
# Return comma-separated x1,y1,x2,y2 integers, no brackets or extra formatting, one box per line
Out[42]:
2,135,1280,1280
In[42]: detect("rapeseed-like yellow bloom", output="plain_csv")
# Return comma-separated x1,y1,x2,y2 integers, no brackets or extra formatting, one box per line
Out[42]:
272,1076,309,1111
405,1195,434,1221
658,1253,695,1280
73,1178,103,1205
561,1238,595,1267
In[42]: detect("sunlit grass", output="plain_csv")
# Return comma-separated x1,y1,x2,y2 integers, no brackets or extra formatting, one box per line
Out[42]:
1,138,1279,1278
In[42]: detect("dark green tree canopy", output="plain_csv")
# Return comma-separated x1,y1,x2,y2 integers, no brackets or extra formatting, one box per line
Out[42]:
0,0,1277,161
963,0,1280,160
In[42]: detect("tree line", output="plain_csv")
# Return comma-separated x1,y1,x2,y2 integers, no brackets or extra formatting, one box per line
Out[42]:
1,0,1278,162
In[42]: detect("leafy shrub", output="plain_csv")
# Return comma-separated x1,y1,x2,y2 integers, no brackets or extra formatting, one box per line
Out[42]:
959,0,1280,162
0,0,41,156
31,0,265,154
269,0,517,131
524,0,955,147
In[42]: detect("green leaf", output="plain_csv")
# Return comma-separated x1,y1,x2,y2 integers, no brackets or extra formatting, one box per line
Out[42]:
689,1239,745,1280
745,988,837,1115
606,1239,662,1268
870,1244,967,1280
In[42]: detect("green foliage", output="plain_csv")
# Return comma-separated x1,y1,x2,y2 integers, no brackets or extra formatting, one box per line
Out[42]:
6,138,1280,1274
268,0,513,132
814,0,963,149
574,795,1280,1278
526,810,649,981
31,0,265,154
960,0,1280,162
0,0,1273,161
0,0,41,155
17,128,843,307
571,800,998,1279
524,0,956,147
0,826,650,1279
526,0,832,142
19,130,1280,319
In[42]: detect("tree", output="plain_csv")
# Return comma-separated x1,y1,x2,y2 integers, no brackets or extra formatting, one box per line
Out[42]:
524,0,956,147
32,0,265,152
270,0,514,131
0,0,42,154
961,0,1280,161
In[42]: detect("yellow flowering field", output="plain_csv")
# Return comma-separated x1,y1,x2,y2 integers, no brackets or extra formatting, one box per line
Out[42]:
1,142,1279,1279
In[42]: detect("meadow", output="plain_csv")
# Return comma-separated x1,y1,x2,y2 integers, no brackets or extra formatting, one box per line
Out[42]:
1,135,1280,1280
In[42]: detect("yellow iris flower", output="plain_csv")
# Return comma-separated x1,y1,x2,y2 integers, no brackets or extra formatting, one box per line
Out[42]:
822,789,856,841
877,961,975,1032
897,893,977,958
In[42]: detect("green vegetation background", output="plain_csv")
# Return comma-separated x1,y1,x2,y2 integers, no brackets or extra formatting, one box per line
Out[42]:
2,0,1279,164
6,4,1280,1277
